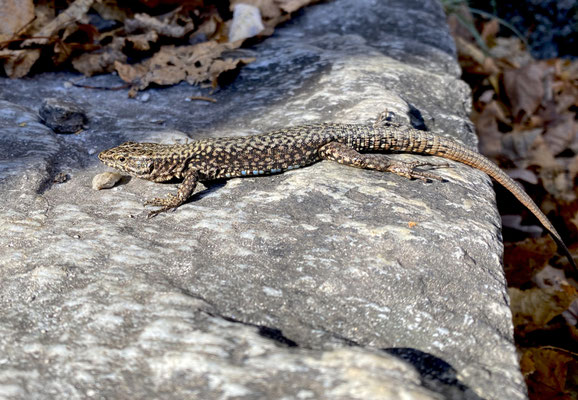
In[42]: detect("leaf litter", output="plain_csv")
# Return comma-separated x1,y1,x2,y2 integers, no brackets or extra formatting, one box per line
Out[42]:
0,0,321,94
449,4,578,398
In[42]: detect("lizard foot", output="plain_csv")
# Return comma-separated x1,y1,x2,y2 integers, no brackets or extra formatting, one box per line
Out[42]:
144,194,182,218
387,161,452,182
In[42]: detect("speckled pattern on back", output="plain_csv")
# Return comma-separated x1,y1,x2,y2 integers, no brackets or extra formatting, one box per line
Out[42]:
98,122,573,266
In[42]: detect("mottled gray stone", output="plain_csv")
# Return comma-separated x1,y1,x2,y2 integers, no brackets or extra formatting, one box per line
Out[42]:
0,0,526,399
38,97,87,133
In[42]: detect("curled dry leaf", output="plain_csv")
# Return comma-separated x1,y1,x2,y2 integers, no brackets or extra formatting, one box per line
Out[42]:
503,63,548,122
543,113,577,156
520,347,577,398
504,236,557,287
125,31,159,51
92,0,131,22
23,0,96,46
501,128,542,162
115,41,255,95
0,0,34,41
230,0,319,32
568,155,578,183
72,37,127,76
124,13,194,38
277,0,314,13
509,285,578,335
0,48,41,78
0,0,95,78
472,100,508,157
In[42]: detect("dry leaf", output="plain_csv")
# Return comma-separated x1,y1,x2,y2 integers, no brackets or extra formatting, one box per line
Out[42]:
208,56,255,87
521,347,577,398
24,0,95,46
92,0,132,22
125,31,159,51
491,37,533,67
506,168,538,184
124,13,193,38
503,63,548,121
501,128,542,161
543,114,577,156
568,155,578,183
504,236,556,287
473,100,508,156
115,40,254,94
480,19,499,43
509,285,578,334
278,0,314,13
455,36,499,75
72,37,127,76
0,48,40,78
0,0,34,41
231,0,283,20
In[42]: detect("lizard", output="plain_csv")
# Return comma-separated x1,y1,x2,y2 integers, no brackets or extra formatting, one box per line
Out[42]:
98,120,576,269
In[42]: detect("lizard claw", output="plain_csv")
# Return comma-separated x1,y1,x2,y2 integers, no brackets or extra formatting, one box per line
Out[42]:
388,161,451,182
144,194,182,217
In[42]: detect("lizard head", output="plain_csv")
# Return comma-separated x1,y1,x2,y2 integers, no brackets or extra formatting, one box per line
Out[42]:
98,142,184,182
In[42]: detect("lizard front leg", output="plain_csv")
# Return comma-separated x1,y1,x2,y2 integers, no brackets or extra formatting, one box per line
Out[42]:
144,169,199,218
319,142,451,182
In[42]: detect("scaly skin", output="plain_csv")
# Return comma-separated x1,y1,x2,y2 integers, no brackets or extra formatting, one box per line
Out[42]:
98,122,575,268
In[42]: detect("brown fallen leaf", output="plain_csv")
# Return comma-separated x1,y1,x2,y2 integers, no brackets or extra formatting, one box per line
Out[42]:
568,155,578,183
208,57,256,87
520,347,577,399
278,0,315,13
115,41,254,95
125,31,159,51
472,100,508,157
504,236,556,287
0,48,41,78
503,62,548,122
72,37,127,76
479,18,499,44
0,0,34,42
509,285,578,335
231,0,283,21
92,0,132,23
501,127,542,162
23,0,95,47
543,113,577,156
124,12,194,38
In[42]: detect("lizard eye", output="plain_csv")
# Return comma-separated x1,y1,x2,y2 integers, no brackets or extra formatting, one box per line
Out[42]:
118,157,126,162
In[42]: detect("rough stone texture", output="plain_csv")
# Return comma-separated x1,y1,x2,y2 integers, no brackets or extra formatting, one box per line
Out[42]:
0,0,526,399
38,97,88,133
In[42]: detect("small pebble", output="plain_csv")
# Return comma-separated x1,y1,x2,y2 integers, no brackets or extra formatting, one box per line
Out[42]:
92,172,123,190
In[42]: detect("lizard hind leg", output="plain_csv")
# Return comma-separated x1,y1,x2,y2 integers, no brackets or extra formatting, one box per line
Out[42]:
318,141,451,182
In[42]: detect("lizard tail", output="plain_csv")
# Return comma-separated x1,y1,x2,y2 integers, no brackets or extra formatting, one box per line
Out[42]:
430,135,575,270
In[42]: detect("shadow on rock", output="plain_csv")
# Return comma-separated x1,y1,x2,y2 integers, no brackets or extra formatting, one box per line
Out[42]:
384,347,485,400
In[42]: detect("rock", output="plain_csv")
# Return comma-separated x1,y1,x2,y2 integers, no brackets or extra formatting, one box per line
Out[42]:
92,171,123,190
38,97,87,133
0,0,527,399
